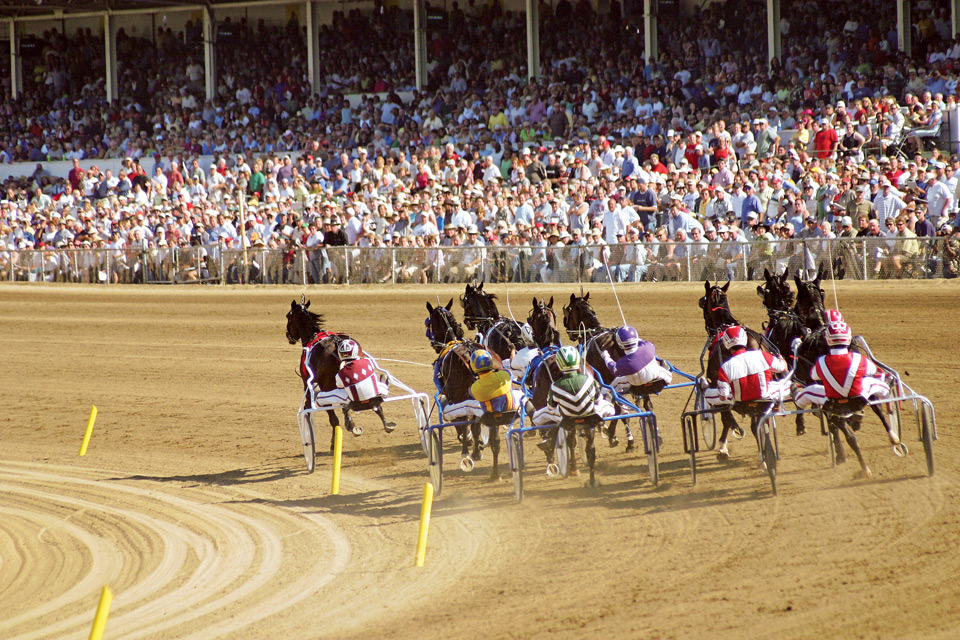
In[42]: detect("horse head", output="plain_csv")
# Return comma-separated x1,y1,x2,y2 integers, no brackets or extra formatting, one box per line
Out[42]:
527,296,560,349
461,281,498,330
287,295,324,345
794,265,826,331
756,268,794,315
562,291,601,342
700,280,736,335
425,298,464,353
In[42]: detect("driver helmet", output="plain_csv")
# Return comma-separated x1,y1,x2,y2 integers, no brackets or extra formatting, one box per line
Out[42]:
520,322,535,347
338,339,361,361
825,319,852,347
556,345,581,373
721,325,748,351
824,309,845,325
470,349,495,374
615,325,640,353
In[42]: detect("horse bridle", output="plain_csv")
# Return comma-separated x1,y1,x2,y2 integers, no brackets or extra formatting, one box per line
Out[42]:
562,301,601,342
528,302,558,347
426,307,461,351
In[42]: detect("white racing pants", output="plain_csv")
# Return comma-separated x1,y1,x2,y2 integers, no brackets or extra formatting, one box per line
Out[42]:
795,378,891,409
531,398,616,426
611,359,674,393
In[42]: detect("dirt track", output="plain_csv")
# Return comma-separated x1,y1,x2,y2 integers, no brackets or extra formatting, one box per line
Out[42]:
1,281,958,640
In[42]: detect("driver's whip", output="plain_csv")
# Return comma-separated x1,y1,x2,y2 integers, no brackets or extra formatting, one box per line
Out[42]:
601,250,627,326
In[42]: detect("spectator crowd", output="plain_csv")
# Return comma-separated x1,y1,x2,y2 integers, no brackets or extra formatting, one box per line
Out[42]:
2,0,960,283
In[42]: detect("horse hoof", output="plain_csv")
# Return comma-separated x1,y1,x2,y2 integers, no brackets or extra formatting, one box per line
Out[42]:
472,449,484,462
732,427,745,439
716,450,730,462
350,426,363,437
608,436,619,448
546,463,560,477
796,426,806,436
854,468,872,479
383,422,397,433
460,457,475,473
536,439,551,453
489,472,501,483
568,469,581,477
624,440,636,453
892,442,908,457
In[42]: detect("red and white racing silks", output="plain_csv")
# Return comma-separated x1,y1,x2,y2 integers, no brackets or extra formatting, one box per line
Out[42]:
716,349,788,402
812,350,874,398
336,358,381,402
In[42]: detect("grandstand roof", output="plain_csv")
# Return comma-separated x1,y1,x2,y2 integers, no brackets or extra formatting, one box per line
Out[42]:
0,0,293,21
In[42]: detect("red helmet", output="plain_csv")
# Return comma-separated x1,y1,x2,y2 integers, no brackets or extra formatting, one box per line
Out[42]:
721,326,748,351
824,309,845,325
825,320,852,347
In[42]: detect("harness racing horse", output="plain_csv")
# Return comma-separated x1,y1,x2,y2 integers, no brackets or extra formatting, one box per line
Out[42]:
774,270,901,476
525,298,600,483
460,281,525,363
286,296,393,452
425,300,502,480
561,292,635,451
700,280,782,460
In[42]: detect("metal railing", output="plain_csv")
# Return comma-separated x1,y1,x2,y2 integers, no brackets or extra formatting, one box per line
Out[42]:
1,237,956,284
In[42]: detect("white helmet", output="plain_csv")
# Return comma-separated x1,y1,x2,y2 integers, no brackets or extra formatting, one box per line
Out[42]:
520,323,535,347
825,320,852,347
721,326,748,351
338,339,361,361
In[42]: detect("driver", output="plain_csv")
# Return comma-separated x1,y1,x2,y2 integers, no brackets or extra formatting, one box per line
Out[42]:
704,326,789,407
795,310,891,409
532,346,616,425
502,323,539,381
600,326,673,393
442,349,525,421
313,339,389,406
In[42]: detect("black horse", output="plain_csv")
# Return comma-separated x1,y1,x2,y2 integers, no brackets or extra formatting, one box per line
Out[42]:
460,281,525,363
700,280,783,460
286,297,393,453
561,292,636,450
425,300,501,479
764,270,901,476
525,298,600,483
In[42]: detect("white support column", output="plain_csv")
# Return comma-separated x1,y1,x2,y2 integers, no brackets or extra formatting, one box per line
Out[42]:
525,0,540,80
766,0,781,64
203,7,217,100
9,21,21,100
643,0,657,65
305,1,320,95
103,13,118,103
953,0,960,40
413,0,428,91
898,0,912,56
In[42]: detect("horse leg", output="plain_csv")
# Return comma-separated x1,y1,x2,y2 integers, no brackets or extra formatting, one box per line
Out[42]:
489,426,501,481
838,419,871,478
796,412,806,436
470,422,483,462
829,415,848,464
568,428,580,476
585,428,597,487
343,408,361,436
605,417,619,448
373,405,396,433
870,403,901,446
716,410,738,461
326,409,339,452
623,419,636,453
642,396,662,447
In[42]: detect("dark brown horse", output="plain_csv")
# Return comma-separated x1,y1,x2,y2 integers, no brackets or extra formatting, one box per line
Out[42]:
286,297,393,453
425,300,500,479
561,292,633,450
460,281,525,363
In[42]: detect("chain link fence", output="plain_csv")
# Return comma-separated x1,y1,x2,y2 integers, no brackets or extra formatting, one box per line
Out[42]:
2,237,957,284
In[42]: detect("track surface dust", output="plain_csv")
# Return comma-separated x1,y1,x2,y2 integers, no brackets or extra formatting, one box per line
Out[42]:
1,282,958,639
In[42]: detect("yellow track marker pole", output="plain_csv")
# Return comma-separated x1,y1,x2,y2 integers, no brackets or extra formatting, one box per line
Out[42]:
414,482,434,567
88,585,113,640
79,405,98,457
331,425,343,495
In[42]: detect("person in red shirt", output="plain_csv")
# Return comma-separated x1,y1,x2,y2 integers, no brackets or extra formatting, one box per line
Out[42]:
68,158,84,192
795,311,891,409
813,118,839,160
313,339,388,407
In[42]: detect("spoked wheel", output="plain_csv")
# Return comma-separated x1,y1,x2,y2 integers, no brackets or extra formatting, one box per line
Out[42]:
700,413,717,450
827,426,837,468
299,413,316,474
645,419,659,486
511,433,524,503
556,427,569,478
416,399,429,456
760,420,778,495
429,429,443,494
921,404,935,477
